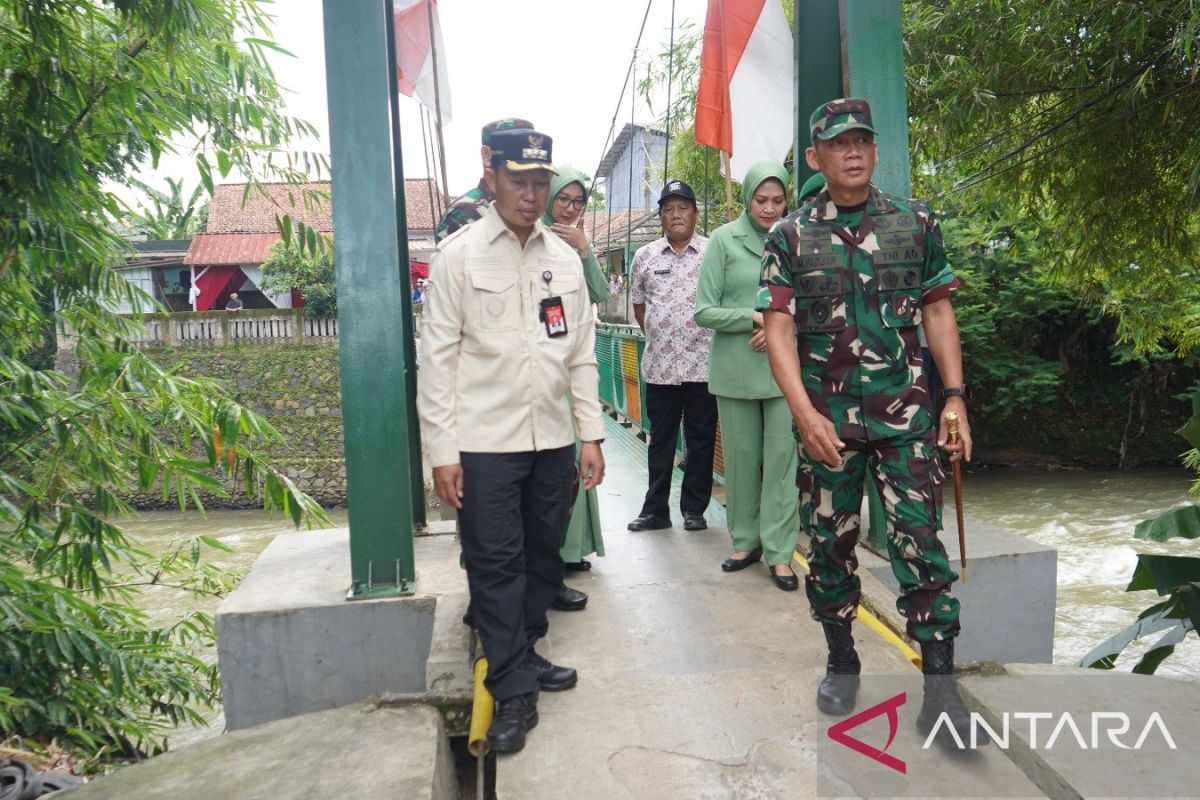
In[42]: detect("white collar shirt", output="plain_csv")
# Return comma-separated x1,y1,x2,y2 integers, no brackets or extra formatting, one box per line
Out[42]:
418,205,605,467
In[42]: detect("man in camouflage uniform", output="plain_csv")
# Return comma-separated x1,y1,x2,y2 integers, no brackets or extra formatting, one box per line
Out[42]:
759,98,976,741
434,118,534,242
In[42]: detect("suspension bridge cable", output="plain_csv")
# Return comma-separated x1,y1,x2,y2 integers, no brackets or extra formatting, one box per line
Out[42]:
929,45,1171,175
945,77,1197,196
663,0,675,180
586,0,655,202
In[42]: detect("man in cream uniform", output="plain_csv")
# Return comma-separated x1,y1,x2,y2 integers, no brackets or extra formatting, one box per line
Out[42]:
418,128,606,754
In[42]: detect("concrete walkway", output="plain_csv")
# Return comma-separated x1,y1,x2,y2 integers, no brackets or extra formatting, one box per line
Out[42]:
500,416,1033,798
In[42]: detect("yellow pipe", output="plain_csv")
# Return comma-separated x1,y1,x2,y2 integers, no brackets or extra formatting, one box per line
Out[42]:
793,550,922,670
467,657,493,757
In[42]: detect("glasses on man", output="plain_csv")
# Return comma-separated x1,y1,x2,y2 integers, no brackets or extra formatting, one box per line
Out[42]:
554,194,586,210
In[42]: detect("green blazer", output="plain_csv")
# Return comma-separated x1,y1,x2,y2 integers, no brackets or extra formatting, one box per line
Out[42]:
694,213,782,399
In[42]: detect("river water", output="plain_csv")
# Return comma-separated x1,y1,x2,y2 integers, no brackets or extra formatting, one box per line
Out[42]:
119,467,1197,747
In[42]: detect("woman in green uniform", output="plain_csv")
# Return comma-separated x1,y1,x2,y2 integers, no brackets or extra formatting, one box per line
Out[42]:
543,167,608,576
694,160,800,590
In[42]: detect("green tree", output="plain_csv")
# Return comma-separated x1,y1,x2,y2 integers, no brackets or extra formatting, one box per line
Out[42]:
905,0,1200,353
127,177,209,240
260,240,337,317
1,0,328,766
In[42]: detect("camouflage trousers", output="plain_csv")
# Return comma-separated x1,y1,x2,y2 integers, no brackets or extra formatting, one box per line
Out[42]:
797,429,961,643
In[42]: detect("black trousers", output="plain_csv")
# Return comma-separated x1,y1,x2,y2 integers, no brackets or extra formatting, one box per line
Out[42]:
640,381,718,519
458,447,573,701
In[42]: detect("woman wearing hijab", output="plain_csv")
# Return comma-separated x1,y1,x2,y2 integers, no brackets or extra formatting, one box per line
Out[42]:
694,160,800,591
544,167,609,587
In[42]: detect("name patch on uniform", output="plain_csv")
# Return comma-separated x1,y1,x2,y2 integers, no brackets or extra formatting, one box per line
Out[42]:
871,247,922,266
797,254,837,269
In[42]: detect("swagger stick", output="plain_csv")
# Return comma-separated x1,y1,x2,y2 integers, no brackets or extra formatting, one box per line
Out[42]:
944,411,967,583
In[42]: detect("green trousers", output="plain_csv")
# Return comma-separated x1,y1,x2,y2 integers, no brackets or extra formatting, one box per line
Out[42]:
798,429,961,643
715,395,800,566
559,446,604,562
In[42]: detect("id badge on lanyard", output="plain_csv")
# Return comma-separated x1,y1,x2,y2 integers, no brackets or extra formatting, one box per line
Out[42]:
538,270,568,337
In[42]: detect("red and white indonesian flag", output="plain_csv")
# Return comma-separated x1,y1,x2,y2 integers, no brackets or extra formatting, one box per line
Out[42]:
694,0,794,178
394,0,452,121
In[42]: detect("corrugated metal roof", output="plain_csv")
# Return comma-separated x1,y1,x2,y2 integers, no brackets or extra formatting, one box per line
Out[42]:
184,233,281,266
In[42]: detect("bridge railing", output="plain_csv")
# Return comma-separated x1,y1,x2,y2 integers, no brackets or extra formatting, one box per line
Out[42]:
97,308,425,348
595,323,725,482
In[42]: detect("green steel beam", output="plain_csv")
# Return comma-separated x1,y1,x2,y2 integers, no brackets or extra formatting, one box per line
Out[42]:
793,0,842,199
840,0,912,198
322,0,416,598
383,5,427,529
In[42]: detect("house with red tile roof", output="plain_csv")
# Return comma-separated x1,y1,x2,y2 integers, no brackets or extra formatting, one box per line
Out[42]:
177,179,438,311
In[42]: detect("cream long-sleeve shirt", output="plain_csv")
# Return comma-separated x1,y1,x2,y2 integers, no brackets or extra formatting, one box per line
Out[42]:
418,205,605,467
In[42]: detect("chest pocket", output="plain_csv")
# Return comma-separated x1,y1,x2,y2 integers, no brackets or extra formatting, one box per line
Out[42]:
468,270,519,332
871,247,923,328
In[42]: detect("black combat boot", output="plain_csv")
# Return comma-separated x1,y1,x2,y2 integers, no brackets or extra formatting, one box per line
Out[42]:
916,639,983,748
816,622,861,716
486,691,539,754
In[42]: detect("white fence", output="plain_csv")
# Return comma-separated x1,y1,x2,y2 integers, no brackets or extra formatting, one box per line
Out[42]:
121,310,341,347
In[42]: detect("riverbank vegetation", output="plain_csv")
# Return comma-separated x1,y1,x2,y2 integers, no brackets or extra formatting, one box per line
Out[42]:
0,0,327,769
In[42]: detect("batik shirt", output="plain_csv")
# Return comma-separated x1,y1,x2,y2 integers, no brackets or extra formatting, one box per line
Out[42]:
630,234,712,385
434,179,494,242
757,184,958,441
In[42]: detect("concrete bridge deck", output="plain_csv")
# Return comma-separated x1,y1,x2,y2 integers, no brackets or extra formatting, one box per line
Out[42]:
61,414,1200,799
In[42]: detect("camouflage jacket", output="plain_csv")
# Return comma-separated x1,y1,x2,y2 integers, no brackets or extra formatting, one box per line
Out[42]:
434,179,493,242
757,184,958,442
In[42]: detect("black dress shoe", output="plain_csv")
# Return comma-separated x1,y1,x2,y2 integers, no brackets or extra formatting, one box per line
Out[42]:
683,513,708,531
627,514,672,531
525,649,578,691
550,584,588,611
564,559,592,572
721,548,763,572
770,564,800,591
487,692,539,753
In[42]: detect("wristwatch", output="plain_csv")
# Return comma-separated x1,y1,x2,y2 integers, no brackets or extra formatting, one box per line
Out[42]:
583,439,605,445
942,384,971,402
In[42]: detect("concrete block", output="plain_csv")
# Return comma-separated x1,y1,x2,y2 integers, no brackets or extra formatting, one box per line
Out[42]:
861,509,1057,663
63,702,456,800
217,528,469,731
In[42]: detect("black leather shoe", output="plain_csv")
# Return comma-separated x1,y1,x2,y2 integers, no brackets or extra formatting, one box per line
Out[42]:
682,513,707,531
770,564,800,591
487,692,539,753
564,559,592,572
721,548,762,572
550,584,587,611
816,622,861,716
525,649,578,691
627,514,672,531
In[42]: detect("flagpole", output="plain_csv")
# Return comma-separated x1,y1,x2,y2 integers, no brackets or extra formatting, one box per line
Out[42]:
720,151,735,222
426,0,450,205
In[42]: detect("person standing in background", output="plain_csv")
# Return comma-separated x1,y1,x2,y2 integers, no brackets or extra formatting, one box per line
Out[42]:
695,161,800,591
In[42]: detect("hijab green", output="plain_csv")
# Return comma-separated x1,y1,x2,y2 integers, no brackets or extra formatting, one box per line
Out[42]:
541,166,589,227
740,160,790,241
540,165,609,303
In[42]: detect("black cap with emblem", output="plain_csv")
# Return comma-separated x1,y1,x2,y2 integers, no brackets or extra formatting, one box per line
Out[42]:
488,129,557,174
658,179,697,208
